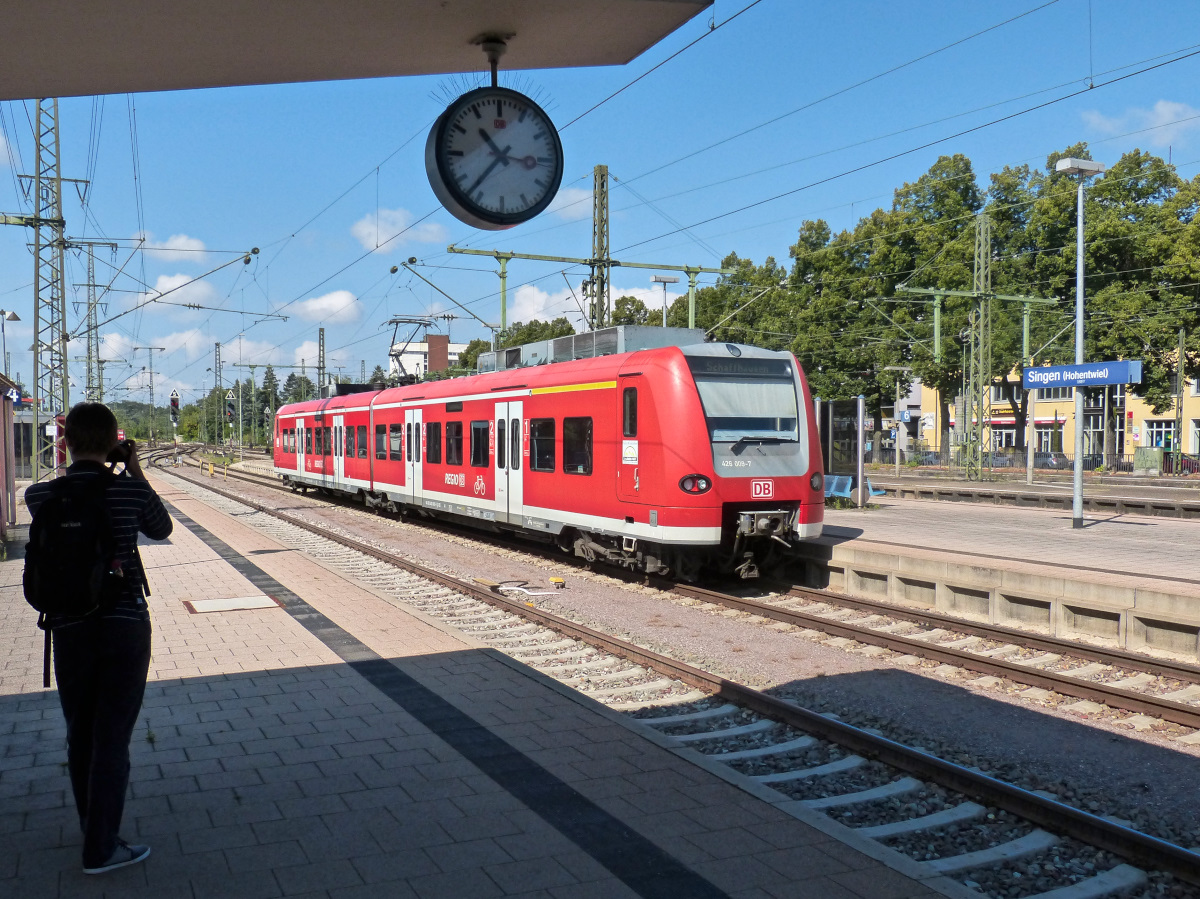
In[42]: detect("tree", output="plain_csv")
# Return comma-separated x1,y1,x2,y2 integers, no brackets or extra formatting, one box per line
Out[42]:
457,338,492,371
497,318,574,348
612,296,650,326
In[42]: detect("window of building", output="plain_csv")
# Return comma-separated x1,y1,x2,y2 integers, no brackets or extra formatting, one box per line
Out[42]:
511,418,520,471
623,388,637,437
1037,386,1074,400
1145,419,1177,449
357,425,367,458
470,421,489,467
530,418,555,472
446,421,463,465
375,424,386,459
425,421,441,464
991,428,1016,449
389,423,403,461
990,383,1019,404
1035,425,1063,452
496,418,506,469
563,417,592,475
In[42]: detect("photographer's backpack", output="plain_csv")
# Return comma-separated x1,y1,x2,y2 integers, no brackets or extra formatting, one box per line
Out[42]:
23,474,123,686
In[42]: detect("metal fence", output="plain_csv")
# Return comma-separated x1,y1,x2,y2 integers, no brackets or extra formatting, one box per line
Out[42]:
888,448,1197,475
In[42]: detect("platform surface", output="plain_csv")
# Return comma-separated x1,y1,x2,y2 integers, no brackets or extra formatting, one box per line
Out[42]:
825,492,1200,590
0,473,940,899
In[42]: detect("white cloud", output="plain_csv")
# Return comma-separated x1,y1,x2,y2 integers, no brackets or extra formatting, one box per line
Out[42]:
135,231,208,261
292,340,350,371
133,273,218,311
294,289,360,323
350,207,448,253
1082,100,1200,149
546,187,592,222
510,284,588,329
0,133,11,170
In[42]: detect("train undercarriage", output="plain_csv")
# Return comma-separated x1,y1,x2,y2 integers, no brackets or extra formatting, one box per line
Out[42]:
284,476,803,582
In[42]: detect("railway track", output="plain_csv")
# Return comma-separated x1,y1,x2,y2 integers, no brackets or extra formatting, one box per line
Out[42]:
157,459,1200,898
178,452,1200,740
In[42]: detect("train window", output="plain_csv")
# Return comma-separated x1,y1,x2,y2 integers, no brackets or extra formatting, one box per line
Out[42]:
496,419,506,469
425,422,440,463
375,424,386,459
530,419,555,472
511,418,520,470
406,422,412,460
357,425,367,458
446,421,463,466
315,427,324,457
623,388,637,437
389,424,403,461
345,426,355,458
563,418,592,475
324,427,332,456
305,428,312,454
470,421,489,467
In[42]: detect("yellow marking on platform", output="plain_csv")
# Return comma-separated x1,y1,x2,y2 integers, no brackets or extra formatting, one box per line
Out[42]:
530,380,617,395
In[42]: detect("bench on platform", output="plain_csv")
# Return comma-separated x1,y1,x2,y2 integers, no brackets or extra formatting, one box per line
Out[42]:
824,475,853,499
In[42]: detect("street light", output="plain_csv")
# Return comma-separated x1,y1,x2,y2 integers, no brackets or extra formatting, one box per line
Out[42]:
651,275,679,328
1055,156,1105,529
0,310,19,378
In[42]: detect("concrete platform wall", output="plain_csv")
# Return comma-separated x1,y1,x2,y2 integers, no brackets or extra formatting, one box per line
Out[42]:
795,544,1200,660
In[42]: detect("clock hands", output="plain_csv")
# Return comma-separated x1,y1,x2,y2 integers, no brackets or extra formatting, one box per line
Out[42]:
478,129,513,167
464,129,517,197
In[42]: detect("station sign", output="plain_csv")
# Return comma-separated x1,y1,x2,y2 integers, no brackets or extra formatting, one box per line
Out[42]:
1022,360,1142,390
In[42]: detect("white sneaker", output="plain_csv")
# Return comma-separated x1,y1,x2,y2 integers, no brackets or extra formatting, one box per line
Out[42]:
83,840,151,874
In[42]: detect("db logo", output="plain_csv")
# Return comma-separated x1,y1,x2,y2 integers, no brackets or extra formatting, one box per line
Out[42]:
751,479,774,499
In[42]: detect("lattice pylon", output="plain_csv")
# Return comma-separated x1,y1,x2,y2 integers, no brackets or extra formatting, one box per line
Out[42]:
31,99,68,482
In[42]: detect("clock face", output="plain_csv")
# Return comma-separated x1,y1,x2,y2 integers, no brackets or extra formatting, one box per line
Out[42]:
425,86,564,231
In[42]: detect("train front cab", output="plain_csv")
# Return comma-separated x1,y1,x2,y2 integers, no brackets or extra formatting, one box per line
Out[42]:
678,343,823,577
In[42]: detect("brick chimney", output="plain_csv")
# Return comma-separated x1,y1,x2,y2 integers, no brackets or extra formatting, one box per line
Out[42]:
427,334,449,373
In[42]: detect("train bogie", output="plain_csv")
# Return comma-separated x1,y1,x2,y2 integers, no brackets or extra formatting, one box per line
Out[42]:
273,337,823,580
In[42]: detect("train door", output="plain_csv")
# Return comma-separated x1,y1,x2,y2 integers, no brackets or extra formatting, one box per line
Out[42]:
404,407,423,506
494,401,524,524
617,376,646,503
296,417,306,473
332,414,345,481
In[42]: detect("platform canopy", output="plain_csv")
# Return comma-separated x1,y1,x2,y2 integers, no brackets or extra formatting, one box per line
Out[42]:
0,0,711,101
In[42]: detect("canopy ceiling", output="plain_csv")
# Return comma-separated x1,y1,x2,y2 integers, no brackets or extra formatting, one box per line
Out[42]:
0,0,710,100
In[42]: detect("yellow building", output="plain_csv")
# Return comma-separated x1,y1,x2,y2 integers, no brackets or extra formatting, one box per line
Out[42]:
915,379,1199,466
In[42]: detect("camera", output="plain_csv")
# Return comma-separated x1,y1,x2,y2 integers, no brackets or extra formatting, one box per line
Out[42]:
107,439,135,464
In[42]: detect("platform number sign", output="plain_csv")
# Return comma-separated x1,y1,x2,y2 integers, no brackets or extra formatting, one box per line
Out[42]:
751,479,774,499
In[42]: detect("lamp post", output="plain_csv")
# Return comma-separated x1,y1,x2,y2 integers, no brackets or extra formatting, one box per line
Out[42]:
0,310,19,378
1055,156,1105,529
650,275,679,328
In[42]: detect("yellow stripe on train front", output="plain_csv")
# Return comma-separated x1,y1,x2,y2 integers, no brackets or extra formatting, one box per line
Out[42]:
530,381,617,395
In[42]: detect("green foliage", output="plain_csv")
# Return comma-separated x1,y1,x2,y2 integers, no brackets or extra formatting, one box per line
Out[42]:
497,318,575,348
457,338,492,371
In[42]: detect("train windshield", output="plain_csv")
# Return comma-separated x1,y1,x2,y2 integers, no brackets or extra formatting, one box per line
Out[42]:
686,355,799,443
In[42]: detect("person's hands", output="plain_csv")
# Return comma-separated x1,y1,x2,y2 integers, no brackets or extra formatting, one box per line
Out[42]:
123,440,145,479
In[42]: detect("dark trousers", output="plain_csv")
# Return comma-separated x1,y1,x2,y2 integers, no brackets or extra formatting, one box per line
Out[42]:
53,615,152,867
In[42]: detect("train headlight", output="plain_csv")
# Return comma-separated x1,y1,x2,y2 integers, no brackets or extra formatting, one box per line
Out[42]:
809,471,823,492
679,474,712,495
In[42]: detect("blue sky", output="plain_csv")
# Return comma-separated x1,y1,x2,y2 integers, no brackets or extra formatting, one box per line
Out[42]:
1,0,1199,407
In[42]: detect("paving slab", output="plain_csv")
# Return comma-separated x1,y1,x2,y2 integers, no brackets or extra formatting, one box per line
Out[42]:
0,474,948,899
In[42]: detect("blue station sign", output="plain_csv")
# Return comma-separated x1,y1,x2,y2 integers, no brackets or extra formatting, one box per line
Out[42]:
1022,360,1142,390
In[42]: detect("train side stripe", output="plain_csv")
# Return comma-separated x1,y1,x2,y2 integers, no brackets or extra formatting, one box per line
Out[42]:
530,380,617,395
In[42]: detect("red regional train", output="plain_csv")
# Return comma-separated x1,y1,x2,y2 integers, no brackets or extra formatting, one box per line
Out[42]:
272,329,823,580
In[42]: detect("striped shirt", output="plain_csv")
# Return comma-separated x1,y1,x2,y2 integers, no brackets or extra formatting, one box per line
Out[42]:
25,461,173,626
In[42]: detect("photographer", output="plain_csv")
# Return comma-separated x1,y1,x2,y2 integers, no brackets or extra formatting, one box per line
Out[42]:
24,402,172,875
